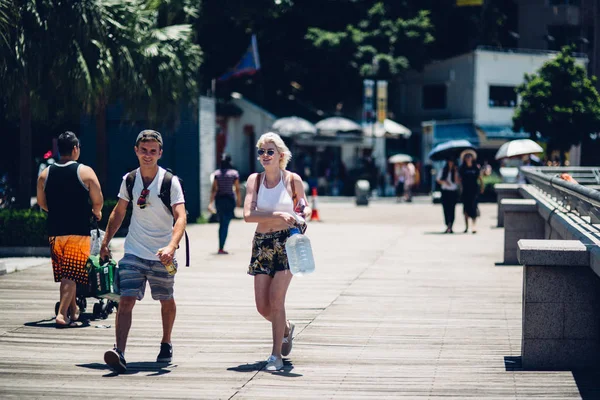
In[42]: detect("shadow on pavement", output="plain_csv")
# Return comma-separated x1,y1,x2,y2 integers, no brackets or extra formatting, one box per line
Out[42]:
227,359,302,377
504,357,600,399
227,361,264,372
504,355,522,371
572,370,600,399
24,318,90,329
77,362,174,377
494,261,520,267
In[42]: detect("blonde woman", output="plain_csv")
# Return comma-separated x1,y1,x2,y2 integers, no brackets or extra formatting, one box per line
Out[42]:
243,132,311,371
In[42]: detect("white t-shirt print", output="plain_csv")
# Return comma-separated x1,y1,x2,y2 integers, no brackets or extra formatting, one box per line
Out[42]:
118,167,185,261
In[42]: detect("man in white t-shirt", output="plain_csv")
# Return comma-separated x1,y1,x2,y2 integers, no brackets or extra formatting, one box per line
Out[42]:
100,130,186,374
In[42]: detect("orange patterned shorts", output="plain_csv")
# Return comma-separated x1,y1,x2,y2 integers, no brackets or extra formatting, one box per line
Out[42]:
49,235,90,285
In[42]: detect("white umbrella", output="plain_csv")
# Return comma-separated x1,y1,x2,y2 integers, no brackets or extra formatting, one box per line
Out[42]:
364,119,412,138
316,117,362,135
272,116,317,137
388,153,413,164
495,139,543,160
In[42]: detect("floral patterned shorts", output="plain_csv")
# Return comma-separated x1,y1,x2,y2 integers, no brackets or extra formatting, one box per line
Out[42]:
49,235,90,285
248,224,306,278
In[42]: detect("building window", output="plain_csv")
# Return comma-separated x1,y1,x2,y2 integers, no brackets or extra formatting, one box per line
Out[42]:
489,85,517,108
422,84,447,110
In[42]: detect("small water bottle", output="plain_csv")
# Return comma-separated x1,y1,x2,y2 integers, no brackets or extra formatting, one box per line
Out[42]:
285,227,315,276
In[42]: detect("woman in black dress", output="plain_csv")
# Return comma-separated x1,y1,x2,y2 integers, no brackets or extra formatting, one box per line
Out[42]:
458,151,483,234
436,158,459,233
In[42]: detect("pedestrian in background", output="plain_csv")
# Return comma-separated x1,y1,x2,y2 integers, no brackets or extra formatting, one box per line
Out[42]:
36,131,104,327
402,162,416,202
100,130,186,374
458,151,483,234
243,132,311,371
208,154,241,254
436,157,459,233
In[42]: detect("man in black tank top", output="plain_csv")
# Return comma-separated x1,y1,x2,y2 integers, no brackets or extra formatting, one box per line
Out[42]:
36,131,104,327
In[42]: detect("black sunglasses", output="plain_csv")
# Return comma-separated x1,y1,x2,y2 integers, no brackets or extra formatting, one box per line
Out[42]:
137,188,150,209
257,149,276,157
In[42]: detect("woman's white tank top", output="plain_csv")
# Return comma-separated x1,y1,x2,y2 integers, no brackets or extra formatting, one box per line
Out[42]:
256,171,295,214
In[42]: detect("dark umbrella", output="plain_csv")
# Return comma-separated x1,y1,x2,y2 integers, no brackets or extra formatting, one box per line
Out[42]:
428,140,476,161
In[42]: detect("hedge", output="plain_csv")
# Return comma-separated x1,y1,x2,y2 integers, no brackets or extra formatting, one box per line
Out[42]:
0,209,48,247
0,200,133,247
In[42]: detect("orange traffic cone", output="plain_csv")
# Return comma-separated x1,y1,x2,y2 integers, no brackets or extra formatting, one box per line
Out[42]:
310,187,321,222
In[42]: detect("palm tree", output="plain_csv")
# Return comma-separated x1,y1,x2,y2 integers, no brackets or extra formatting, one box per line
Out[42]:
0,1,56,208
0,0,202,205
0,0,121,207
80,0,202,188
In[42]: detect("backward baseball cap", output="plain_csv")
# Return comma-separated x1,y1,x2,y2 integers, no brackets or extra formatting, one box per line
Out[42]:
135,129,163,147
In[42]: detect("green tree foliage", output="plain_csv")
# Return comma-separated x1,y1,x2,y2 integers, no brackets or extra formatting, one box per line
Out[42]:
199,0,513,119
306,3,434,79
513,46,600,160
0,0,202,206
301,2,433,114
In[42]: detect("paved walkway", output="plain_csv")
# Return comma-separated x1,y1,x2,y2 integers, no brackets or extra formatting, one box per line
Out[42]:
0,200,598,399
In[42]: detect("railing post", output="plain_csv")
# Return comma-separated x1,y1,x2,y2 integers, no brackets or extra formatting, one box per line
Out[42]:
518,239,600,370
502,199,544,264
494,183,522,227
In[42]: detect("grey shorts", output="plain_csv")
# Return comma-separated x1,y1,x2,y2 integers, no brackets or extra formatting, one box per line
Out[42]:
118,253,175,301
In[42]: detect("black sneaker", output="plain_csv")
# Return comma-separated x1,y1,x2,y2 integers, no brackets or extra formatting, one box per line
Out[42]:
104,347,127,373
156,343,172,363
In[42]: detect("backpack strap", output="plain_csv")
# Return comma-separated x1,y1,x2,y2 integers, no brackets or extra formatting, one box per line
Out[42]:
289,172,298,209
159,170,190,267
125,170,137,203
159,171,174,214
255,172,263,195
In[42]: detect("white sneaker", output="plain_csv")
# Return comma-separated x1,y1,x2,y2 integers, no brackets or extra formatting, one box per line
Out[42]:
265,355,284,371
281,321,295,357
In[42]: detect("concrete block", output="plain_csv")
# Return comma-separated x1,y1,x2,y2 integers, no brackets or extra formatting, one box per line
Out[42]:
523,302,564,339
496,184,522,227
522,338,600,370
504,249,518,265
501,198,537,213
0,261,5,276
506,230,545,242
563,268,600,303
495,183,521,193
505,231,545,259
505,213,545,232
591,246,600,278
524,266,569,303
564,302,600,339
517,240,589,267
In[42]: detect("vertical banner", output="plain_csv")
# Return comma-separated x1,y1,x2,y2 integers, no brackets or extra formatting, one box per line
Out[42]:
362,79,375,125
376,80,388,124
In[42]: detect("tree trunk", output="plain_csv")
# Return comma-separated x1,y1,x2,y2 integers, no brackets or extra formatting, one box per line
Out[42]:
17,84,32,209
95,97,107,192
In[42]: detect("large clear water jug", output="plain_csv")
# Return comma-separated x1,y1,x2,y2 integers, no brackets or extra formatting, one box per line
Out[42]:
285,227,315,276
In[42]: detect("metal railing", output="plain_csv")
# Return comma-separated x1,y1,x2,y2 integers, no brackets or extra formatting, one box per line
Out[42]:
521,166,600,223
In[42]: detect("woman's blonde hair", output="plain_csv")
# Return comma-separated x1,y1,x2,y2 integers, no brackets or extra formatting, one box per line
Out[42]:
256,132,292,169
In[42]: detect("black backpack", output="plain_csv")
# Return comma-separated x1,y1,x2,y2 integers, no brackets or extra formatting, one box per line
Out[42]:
125,169,190,266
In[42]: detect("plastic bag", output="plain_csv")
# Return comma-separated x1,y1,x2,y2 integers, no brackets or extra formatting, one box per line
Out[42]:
90,228,105,256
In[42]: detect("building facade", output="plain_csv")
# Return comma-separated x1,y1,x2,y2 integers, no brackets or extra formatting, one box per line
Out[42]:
517,0,599,84
397,47,587,165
